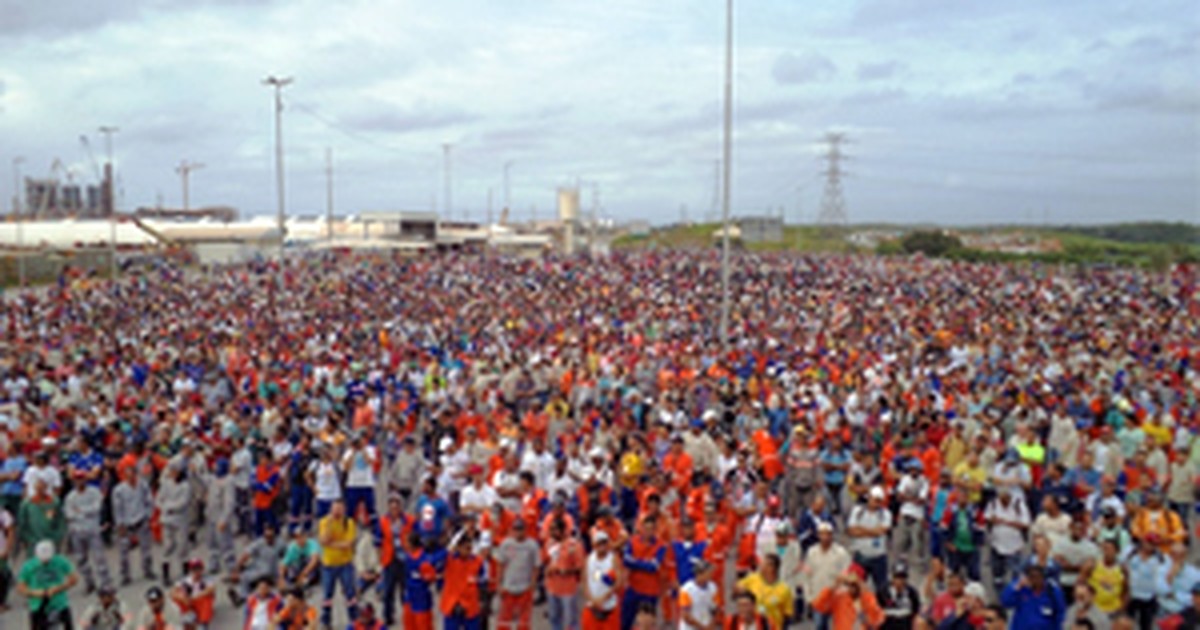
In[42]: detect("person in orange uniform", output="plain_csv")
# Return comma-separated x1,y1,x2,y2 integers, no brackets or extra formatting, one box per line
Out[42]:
544,517,586,630
442,531,487,630
663,436,694,495
171,558,216,630
810,565,885,630
622,514,667,630
583,530,623,630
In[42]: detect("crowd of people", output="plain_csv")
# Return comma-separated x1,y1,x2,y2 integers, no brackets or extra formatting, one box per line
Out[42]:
0,250,1196,630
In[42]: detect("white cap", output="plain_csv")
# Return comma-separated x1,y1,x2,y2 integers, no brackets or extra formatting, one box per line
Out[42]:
592,529,610,544
964,582,987,601
816,521,834,533
438,436,455,451
869,486,885,500
588,447,606,460
35,540,55,561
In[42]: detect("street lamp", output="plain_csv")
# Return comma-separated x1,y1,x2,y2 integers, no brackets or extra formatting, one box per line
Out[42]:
263,76,293,259
98,126,119,281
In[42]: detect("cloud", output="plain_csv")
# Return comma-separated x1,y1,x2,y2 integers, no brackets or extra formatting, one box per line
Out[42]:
341,102,478,135
772,52,836,85
0,0,274,37
856,61,902,81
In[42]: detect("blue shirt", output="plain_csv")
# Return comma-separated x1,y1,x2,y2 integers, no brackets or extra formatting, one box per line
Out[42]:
402,549,447,613
819,448,849,485
1126,553,1164,601
0,455,26,496
68,451,105,487
670,540,708,585
1000,579,1065,630
414,495,450,539
1157,562,1200,615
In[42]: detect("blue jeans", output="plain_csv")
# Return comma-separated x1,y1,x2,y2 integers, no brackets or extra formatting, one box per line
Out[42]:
345,486,376,520
854,553,888,592
949,549,981,581
549,593,580,630
814,612,832,630
320,563,359,626
289,483,313,531
621,591,656,630
990,551,1022,594
381,559,405,624
445,615,481,630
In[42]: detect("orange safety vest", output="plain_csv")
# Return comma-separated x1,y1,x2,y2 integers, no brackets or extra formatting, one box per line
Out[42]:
625,535,666,596
441,553,486,619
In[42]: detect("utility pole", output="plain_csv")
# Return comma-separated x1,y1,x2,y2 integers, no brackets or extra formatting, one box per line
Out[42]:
98,125,119,281
11,157,24,286
719,0,734,351
590,182,600,256
817,131,849,229
262,76,292,259
503,160,514,217
325,147,334,242
442,143,453,221
175,160,205,211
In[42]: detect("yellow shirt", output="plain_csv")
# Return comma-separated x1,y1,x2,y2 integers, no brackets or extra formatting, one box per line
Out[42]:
953,462,988,503
941,436,967,472
319,516,357,567
619,452,645,488
1143,423,1171,447
1089,561,1125,614
737,573,793,630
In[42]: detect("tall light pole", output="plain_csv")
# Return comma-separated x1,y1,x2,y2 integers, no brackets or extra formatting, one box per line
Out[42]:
719,0,734,351
12,156,24,287
175,160,204,211
98,125,119,281
263,76,292,258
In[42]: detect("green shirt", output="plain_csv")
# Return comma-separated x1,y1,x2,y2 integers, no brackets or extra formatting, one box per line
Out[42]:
282,538,321,568
18,497,65,550
19,555,75,613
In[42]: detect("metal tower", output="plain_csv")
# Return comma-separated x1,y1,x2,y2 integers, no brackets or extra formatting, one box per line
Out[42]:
817,132,848,227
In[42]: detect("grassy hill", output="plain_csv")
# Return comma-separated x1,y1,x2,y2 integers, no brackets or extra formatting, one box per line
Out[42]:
614,222,1199,268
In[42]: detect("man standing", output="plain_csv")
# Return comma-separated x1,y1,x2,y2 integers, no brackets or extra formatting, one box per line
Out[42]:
378,495,411,628
623,514,667,630
846,486,892,591
496,518,541,630
64,470,111,594
156,461,191,587
878,562,921,630
112,465,156,585
17,540,79,629
17,478,65,558
442,531,488,630
544,517,585,630
802,522,850,630
583,530,622,630
317,498,359,627
205,458,237,575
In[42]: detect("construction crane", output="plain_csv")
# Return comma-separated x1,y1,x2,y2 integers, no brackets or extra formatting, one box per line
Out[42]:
79,135,102,182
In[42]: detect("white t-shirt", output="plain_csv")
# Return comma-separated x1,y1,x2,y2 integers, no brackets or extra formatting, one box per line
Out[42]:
0,508,13,556
985,497,1030,556
492,471,522,512
343,447,377,488
586,552,618,611
848,506,892,558
22,465,62,498
897,475,929,521
312,461,343,501
679,580,719,630
460,484,500,513
520,450,556,489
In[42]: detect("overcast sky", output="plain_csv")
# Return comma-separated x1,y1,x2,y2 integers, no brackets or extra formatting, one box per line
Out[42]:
1,0,1197,225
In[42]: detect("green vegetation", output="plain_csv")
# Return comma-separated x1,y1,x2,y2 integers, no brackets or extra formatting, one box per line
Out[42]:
900,230,963,257
611,223,857,254
613,221,1198,269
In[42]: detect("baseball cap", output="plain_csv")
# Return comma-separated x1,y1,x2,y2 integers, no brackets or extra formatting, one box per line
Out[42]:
964,582,987,601
816,521,834,533
592,529,610,544
146,586,164,602
869,486,885,500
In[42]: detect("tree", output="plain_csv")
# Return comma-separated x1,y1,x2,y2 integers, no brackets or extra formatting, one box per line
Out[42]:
900,230,963,257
